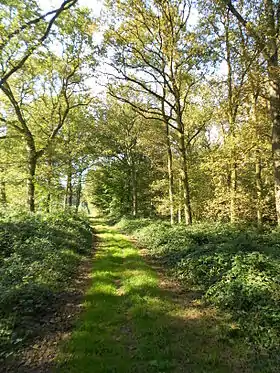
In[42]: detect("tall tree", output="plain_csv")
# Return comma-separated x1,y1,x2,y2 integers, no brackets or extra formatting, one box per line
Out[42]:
104,0,211,224
216,0,280,223
0,7,93,211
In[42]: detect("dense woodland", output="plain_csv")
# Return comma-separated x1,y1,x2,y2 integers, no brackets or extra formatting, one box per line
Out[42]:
1,0,280,371
0,0,279,226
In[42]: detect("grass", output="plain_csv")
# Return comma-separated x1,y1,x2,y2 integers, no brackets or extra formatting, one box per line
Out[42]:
56,220,258,373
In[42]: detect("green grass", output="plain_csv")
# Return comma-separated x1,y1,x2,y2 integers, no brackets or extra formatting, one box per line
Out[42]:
56,220,258,373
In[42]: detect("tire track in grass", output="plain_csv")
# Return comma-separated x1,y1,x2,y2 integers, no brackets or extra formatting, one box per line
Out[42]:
56,221,254,373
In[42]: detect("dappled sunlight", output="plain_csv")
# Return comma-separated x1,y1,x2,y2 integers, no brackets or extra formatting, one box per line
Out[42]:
168,304,217,321
56,223,254,373
86,281,116,296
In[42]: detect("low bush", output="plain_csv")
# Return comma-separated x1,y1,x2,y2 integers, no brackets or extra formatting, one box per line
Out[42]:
118,218,280,352
0,212,92,359
115,217,155,234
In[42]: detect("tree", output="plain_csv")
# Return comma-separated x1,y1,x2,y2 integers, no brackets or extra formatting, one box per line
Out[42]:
0,7,93,211
0,0,78,88
88,99,159,218
216,0,280,224
104,0,211,224
56,105,98,212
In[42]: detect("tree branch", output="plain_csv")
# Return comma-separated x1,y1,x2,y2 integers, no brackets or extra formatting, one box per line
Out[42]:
224,0,268,59
1,0,76,50
0,0,78,88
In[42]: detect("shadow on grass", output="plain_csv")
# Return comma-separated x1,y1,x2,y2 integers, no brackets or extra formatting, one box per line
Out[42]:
54,226,263,373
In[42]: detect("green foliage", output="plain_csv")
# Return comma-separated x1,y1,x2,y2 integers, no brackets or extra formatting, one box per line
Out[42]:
115,217,155,234
87,156,157,220
0,212,92,359
119,219,280,353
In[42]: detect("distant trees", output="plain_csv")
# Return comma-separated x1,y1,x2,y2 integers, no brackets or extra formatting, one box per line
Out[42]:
104,0,213,224
97,0,277,225
209,0,280,223
1,0,280,226
85,100,160,218
218,0,280,221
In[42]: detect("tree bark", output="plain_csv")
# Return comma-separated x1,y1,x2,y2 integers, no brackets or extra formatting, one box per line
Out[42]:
46,157,52,213
65,162,73,208
131,158,137,217
46,189,51,213
225,9,237,223
75,173,82,213
0,180,7,207
255,149,263,226
178,177,182,223
252,92,263,226
26,139,37,213
230,162,237,223
269,64,280,223
178,130,192,225
165,121,175,224
265,0,280,224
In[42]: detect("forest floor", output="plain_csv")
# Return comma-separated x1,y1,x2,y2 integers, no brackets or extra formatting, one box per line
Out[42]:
2,247,94,373
55,219,256,373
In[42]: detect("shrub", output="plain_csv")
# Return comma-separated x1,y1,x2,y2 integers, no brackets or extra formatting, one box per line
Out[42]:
118,219,280,351
116,217,155,235
0,212,92,359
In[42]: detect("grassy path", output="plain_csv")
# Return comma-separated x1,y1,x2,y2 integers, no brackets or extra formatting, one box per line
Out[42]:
56,221,252,373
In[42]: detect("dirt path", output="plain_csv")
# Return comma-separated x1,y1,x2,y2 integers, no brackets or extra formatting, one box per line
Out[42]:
55,222,254,373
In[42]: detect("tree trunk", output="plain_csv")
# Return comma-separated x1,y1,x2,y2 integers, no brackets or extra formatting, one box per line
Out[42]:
0,180,7,207
46,190,51,213
252,93,263,226
26,140,37,213
178,177,182,223
75,173,82,213
178,131,192,225
264,0,280,224
255,150,263,226
225,10,237,223
230,161,237,223
269,65,280,224
65,162,73,209
131,158,137,217
165,121,175,224
46,157,52,213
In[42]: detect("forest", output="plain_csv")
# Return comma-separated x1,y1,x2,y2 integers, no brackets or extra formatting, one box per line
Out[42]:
1,0,280,372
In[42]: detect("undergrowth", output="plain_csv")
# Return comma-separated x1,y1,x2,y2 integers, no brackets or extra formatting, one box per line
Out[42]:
0,212,92,360
117,218,280,365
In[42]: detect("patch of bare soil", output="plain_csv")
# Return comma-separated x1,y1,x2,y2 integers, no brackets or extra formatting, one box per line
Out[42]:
2,244,95,373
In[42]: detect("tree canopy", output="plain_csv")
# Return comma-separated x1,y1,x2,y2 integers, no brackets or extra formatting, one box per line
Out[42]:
0,0,279,226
